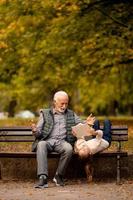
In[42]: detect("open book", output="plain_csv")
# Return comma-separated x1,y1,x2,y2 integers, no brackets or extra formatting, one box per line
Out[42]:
72,123,95,139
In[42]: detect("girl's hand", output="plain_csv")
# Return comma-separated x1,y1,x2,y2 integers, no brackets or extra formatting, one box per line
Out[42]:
86,113,95,126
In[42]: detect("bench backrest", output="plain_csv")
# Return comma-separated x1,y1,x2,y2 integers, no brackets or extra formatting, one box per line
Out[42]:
0,126,128,153
0,125,128,142
0,127,33,142
108,126,128,141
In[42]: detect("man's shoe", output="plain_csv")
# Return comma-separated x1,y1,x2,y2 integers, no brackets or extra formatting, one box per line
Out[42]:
35,175,48,188
53,174,64,186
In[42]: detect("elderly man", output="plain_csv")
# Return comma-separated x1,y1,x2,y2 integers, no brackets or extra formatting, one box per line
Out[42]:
31,91,95,188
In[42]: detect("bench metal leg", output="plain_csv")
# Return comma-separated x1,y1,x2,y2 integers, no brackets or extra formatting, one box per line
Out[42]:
117,154,120,184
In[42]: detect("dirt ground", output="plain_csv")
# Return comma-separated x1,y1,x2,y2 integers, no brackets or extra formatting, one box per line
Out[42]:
0,179,133,200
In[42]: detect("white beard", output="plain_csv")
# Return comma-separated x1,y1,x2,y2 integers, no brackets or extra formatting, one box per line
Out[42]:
58,108,66,113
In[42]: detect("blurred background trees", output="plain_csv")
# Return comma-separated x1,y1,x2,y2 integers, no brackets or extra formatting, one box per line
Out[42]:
0,0,133,116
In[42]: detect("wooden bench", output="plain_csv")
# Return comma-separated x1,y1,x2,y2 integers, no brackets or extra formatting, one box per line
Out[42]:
0,125,128,184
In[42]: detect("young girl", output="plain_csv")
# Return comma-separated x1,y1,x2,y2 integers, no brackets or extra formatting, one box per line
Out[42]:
73,120,111,159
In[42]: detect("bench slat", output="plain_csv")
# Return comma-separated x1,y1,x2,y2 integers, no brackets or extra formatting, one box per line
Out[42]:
0,139,34,142
0,151,127,158
112,135,128,141
0,152,60,158
112,130,128,134
0,152,128,160
0,127,31,131
0,132,32,136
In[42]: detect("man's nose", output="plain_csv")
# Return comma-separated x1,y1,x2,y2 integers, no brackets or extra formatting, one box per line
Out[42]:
62,104,66,108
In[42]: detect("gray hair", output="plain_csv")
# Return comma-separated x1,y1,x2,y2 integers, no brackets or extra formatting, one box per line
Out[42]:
53,91,69,101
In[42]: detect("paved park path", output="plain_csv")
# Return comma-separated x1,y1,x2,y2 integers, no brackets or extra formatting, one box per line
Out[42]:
0,179,133,200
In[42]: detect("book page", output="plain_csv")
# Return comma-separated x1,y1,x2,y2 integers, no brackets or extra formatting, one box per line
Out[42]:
72,123,95,139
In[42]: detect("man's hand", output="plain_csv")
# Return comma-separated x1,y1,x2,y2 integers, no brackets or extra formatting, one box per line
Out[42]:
86,113,95,126
30,120,37,135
